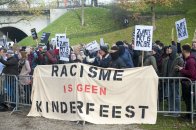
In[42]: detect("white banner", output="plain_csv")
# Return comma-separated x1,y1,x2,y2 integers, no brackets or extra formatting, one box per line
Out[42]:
55,34,66,49
175,18,188,42
59,38,70,61
85,40,100,53
134,25,153,51
28,63,158,124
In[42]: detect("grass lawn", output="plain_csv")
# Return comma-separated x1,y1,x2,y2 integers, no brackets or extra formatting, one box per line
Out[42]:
140,114,196,130
19,0,196,47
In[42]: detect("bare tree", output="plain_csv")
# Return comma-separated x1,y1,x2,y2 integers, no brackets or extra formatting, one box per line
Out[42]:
81,0,85,26
118,0,182,30
0,0,16,6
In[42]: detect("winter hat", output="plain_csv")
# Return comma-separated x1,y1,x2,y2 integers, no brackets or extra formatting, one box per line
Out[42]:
109,46,119,53
6,50,14,54
116,41,124,46
152,45,160,54
100,45,109,53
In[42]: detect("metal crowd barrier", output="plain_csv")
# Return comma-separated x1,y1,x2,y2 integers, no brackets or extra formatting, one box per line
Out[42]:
0,75,196,124
158,77,195,124
0,75,32,114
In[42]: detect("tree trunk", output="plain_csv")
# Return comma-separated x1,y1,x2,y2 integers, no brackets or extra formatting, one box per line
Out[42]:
81,0,84,26
151,4,156,30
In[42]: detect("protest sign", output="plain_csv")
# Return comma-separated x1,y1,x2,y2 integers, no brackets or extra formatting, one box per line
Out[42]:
134,25,153,51
85,40,100,54
55,34,66,49
40,32,50,44
59,38,70,61
28,63,158,124
31,28,38,40
175,18,188,42
100,38,105,46
50,38,56,48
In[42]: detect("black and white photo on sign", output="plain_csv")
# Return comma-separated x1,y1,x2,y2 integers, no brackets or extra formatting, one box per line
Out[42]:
85,40,100,54
55,34,66,49
40,32,50,44
175,18,188,42
134,25,153,51
59,38,70,62
50,38,56,49
31,28,38,40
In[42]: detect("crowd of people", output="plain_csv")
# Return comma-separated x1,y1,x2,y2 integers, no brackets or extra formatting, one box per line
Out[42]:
0,39,196,119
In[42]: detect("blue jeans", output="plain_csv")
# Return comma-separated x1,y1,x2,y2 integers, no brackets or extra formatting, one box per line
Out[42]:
168,81,180,112
4,76,17,103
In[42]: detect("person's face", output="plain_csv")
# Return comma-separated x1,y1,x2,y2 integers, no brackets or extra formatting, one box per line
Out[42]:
0,49,4,56
71,54,76,61
152,50,156,55
79,51,84,56
181,49,188,58
131,43,135,49
99,50,106,56
192,42,196,50
166,48,170,54
168,47,172,54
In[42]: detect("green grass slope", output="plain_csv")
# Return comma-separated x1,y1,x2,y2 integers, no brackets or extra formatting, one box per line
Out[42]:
20,0,196,47
20,7,122,46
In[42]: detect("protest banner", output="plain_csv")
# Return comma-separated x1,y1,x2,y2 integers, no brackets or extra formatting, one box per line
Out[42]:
28,63,158,124
134,25,153,51
31,28,38,40
175,18,188,42
59,38,70,61
55,34,66,49
40,32,50,45
85,40,100,54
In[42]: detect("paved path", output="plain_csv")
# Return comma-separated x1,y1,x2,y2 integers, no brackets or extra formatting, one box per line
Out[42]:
0,108,143,130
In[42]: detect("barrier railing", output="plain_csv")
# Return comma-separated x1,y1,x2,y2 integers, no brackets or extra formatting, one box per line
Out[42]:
0,75,195,124
158,77,194,124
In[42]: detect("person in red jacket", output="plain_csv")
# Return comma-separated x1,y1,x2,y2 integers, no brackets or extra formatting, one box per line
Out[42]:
177,44,196,119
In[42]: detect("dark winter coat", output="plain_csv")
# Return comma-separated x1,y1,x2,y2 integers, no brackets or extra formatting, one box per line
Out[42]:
109,57,126,69
119,46,134,68
0,56,19,75
191,49,196,59
93,53,112,68
180,55,196,81
162,45,184,77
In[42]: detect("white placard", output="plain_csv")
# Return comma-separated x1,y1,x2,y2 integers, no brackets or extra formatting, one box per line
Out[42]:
175,18,188,42
100,38,105,46
134,25,153,51
55,34,66,49
85,40,100,53
59,38,70,61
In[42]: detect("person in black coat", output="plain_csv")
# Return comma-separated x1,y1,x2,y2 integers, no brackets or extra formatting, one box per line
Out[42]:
0,50,19,75
109,46,126,69
0,49,19,110
93,45,112,68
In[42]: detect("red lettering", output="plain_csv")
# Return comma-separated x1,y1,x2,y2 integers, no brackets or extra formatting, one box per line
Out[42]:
85,84,90,93
64,85,66,93
100,87,106,95
92,85,98,94
68,84,73,92
77,84,82,92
